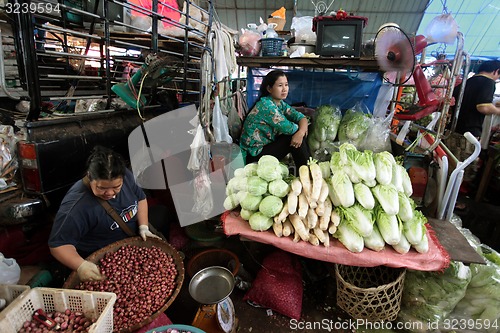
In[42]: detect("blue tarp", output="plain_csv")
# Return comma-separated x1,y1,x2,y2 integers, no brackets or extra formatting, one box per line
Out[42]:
246,68,384,112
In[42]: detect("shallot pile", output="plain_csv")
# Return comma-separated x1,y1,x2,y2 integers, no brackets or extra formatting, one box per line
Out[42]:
76,245,178,331
18,309,95,333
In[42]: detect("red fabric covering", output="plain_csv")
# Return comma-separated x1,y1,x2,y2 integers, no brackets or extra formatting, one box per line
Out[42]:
133,313,173,333
128,0,180,27
222,211,450,272
243,250,303,320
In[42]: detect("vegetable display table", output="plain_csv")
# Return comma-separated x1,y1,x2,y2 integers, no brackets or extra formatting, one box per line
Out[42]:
222,211,450,271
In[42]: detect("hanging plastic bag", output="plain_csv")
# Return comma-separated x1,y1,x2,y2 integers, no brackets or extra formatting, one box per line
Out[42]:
187,120,214,218
291,16,316,44
360,114,393,153
425,14,458,45
0,252,21,284
213,96,233,143
227,99,243,142
238,28,262,56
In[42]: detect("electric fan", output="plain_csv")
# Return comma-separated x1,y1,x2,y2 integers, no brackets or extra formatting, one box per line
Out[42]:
374,25,440,121
112,53,182,110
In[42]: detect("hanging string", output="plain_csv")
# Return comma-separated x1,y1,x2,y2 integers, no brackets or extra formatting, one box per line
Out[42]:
440,0,449,14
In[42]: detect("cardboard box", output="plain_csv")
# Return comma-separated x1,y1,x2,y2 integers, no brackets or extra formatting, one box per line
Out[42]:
267,17,286,31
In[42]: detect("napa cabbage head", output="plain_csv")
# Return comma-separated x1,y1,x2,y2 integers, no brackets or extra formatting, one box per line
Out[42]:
331,170,355,207
354,183,375,210
372,184,399,215
257,162,282,182
334,222,364,253
240,208,255,220
244,163,259,177
240,193,262,211
249,212,273,231
375,205,401,245
268,179,290,198
279,163,289,178
258,195,284,218
247,176,268,196
373,151,395,185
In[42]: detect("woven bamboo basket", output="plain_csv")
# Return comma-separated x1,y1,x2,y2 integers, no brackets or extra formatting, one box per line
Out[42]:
63,237,185,333
335,264,406,322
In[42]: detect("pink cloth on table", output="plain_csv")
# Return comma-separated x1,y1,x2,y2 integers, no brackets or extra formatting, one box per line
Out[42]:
222,211,450,272
134,313,173,333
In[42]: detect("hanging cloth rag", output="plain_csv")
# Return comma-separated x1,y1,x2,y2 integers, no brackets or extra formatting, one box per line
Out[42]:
211,25,237,82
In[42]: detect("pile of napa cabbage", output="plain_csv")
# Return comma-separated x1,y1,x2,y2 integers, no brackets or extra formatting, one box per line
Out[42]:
328,143,428,253
224,155,289,231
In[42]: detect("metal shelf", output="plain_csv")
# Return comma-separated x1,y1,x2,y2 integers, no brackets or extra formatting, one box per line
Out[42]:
236,56,382,72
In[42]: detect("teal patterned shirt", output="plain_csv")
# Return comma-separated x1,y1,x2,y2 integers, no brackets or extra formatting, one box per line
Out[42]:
240,96,305,157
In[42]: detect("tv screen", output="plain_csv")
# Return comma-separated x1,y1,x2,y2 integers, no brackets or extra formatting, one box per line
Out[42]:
315,19,363,58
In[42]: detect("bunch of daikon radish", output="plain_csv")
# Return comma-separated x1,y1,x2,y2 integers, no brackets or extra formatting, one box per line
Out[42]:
272,158,338,247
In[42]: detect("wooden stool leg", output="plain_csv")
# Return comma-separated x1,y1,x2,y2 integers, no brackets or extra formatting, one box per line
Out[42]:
475,155,494,202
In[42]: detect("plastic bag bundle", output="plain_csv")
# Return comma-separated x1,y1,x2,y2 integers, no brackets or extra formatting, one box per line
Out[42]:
425,14,458,45
359,116,392,153
397,261,472,332
337,102,373,149
307,104,342,161
213,96,233,144
291,16,316,44
448,245,500,333
238,28,261,56
0,253,21,284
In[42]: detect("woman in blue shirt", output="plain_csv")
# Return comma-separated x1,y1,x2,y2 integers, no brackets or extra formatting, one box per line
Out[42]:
240,70,311,168
49,146,163,282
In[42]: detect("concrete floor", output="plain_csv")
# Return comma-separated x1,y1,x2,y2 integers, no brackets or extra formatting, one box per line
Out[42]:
165,236,392,333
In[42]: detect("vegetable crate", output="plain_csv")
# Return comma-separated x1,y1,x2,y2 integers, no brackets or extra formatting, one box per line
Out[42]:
0,284,30,315
335,264,406,322
0,287,116,333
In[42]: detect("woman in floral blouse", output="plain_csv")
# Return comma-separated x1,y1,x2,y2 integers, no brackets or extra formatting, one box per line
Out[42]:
240,70,311,168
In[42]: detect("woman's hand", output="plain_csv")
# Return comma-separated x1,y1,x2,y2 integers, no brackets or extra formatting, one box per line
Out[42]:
291,118,308,148
291,129,306,148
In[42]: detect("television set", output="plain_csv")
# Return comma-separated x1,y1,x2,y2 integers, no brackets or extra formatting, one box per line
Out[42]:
315,19,364,58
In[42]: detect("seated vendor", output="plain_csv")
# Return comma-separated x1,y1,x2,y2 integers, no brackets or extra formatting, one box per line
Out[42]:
48,145,168,282
239,70,311,169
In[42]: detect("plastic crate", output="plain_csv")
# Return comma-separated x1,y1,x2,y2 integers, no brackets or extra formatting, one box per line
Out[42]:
0,287,116,333
0,284,30,314
260,38,284,56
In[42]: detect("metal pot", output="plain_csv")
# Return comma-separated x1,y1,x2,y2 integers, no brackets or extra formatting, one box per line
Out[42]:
189,266,235,305
289,43,316,54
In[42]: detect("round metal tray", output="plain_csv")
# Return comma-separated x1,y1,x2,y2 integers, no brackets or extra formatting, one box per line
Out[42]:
63,236,185,333
188,266,234,305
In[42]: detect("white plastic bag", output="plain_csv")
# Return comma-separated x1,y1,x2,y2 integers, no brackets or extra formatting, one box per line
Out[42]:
291,16,316,44
0,253,21,284
425,14,458,45
213,96,233,143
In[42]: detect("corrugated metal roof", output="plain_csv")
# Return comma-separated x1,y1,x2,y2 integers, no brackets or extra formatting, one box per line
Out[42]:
213,0,499,57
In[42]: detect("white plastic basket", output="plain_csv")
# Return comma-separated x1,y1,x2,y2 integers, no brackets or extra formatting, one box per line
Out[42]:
0,284,30,314
0,287,116,333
